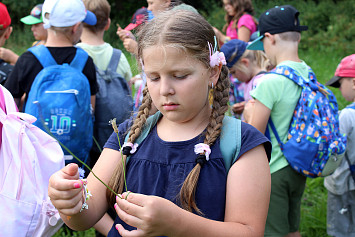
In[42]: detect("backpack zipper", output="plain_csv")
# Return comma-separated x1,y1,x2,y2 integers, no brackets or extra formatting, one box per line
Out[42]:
45,89,79,95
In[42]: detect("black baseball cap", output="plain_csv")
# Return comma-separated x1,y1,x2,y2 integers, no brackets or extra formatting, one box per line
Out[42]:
247,5,308,50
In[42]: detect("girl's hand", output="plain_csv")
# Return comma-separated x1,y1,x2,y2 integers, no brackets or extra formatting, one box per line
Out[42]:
114,192,181,237
232,101,245,115
48,163,84,216
123,38,138,54
116,25,135,41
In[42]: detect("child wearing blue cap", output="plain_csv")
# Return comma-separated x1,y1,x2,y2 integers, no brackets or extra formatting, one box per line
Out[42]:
220,39,272,120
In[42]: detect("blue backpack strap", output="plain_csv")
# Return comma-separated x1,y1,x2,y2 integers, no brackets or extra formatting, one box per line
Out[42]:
107,48,122,72
125,113,242,172
28,45,58,68
267,118,284,149
70,47,89,72
220,116,242,172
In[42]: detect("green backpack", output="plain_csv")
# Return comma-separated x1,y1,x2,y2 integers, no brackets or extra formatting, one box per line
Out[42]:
124,112,242,172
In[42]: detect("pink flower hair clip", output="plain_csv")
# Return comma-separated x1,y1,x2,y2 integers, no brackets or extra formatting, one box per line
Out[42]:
121,142,139,155
194,143,211,161
208,36,226,68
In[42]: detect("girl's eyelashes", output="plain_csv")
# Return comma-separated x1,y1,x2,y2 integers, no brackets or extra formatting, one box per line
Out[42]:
174,74,188,79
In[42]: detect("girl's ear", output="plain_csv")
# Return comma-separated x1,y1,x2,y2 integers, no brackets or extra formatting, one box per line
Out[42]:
209,65,222,86
240,58,249,67
352,78,355,90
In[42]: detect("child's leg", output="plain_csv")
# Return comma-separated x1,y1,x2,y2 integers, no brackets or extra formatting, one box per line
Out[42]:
264,166,306,237
327,190,355,237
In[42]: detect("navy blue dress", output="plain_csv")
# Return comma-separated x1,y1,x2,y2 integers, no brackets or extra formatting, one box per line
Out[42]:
104,118,270,237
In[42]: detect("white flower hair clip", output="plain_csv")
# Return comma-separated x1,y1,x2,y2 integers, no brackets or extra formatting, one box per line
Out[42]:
194,143,211,161
208,36,226,68
121,142,139,155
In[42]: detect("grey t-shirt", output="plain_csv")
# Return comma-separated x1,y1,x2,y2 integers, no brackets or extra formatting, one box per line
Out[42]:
325,103,355,195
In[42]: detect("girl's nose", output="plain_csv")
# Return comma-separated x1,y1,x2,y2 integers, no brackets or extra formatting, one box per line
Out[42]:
160,77,175,96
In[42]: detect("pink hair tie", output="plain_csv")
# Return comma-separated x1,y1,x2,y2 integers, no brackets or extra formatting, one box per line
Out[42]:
121,142,138,155
194,143,211,161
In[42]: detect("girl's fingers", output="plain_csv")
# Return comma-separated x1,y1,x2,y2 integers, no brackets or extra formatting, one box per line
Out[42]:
121,192,145,207
56,196,84,216
49,184,82,200
52,191,83,210
115,197,143,228
116,224,145,237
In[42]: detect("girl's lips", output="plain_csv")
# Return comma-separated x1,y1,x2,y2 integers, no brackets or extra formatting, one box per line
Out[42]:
163,103,179,111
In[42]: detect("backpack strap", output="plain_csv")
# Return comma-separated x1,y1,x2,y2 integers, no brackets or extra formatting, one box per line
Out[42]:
70,47,89,72
107,48,122,72
270,65,319,90
28,45,58,68
124,112,242,172
220,116,242,171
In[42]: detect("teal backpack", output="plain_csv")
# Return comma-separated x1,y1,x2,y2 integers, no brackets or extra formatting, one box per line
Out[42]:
124,112,241,172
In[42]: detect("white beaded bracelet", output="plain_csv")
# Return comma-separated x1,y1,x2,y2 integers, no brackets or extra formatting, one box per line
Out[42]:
80,179,92,212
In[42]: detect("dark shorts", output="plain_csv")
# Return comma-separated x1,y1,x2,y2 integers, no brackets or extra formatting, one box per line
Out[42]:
264,165,307,237
327,190,355,237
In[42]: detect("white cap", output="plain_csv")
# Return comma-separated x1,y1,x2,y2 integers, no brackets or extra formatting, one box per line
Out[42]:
42,0,97,29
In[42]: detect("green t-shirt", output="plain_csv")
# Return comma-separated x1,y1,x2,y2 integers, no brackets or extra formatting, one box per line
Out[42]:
76,42,132,82
251,60,309,173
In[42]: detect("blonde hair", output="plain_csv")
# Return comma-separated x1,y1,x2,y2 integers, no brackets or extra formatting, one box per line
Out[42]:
82,0,110,32
107,10,230,214
234,49,272,75
222,0,256,32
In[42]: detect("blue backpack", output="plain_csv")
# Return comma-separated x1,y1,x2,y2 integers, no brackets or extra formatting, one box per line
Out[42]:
93,48,133,151
25,45,93,165
267,65,347,178
124,112,242,172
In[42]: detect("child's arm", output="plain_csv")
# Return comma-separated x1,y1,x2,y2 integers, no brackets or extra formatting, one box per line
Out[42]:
0,47,19,65
48,148,121,231
115,145,271,237
245,99,271,134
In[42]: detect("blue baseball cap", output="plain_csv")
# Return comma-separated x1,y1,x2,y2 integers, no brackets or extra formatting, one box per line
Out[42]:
247,5,308,51
220,39,248,68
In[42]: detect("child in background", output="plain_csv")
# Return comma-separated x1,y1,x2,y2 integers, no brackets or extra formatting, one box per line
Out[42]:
20,4,48,46
0,2,17,82
0,2,16,86
213,0,257,44
48,10,271,237
220,39,271,119
77,0,133,235
117,0,198,55
324,54,355,237
245,5,309,236
4,0,98,110
0,2,17,146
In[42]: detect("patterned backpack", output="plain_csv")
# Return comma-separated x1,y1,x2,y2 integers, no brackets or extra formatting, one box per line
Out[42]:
267,65,347,178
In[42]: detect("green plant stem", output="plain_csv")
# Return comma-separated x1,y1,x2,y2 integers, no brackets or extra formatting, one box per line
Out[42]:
92,136,102,153
53,137,119,197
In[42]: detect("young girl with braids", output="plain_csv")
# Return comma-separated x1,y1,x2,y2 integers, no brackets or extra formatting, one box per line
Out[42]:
48,10,271,237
